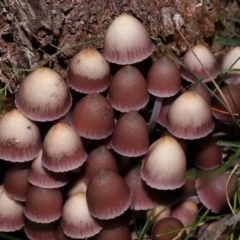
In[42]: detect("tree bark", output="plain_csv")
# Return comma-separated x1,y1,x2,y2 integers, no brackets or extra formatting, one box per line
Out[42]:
0,0,225,91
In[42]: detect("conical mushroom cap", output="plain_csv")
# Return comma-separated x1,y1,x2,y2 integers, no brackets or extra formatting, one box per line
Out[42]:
141,136,186,190
0,109,42,162
15,67,72,121
103,13,154,64
166,91,214,139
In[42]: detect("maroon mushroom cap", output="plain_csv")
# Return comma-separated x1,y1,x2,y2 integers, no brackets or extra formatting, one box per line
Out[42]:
71,93,114,140
196,171,238,213
90,219,131,240
83,146,118,184
24,186,63,223
15,67,72,121
4,162,31,201
111,111,149,157
67,48,111,93
193,136,222,170
28,149,70,188
24,218,58,240
151,217,186,240
108,65,149,112
86,168,131,220
124,165,158,210
211,84,240,123
147,55,181,97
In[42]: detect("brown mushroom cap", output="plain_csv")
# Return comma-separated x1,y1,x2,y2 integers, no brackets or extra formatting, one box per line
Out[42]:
24,186,63,223
67,48,111,93
103,13,154,65
24,218,58,240
90,219,131,240
124,165,158,210
108,65,149,112
0,109,42,162
28,149,70,188
71,93,114,140
196,172,238,214
4,162,31,201
86,168,131,220
111,111,149,157
147,55,181,97
15,67,72,122
151,217,186,240
211,84,240,123
82,146,118,184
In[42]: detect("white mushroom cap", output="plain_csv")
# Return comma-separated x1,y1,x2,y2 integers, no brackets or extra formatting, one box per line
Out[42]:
103,13,154,65
181,44,218,83
221,47,240,85
67,48,111,93
42,122,87,172
141,136,186,190
15,67,72,122
0,109,42,162
166,91,214,139
61,192,103,239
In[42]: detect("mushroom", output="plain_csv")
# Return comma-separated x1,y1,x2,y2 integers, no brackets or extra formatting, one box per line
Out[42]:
82,145,118,184
15,67,72,122
42,122,87,172
107,65,149,112
151,217,186,240
24,186,63,223
67,48,111,93
4,162,31,201
24,218,58,240
111,111,149,157
166,91,214,139
196,171,238,213
0,109,42,162
71,93,114,140
86,168,131,220
124,165,158,210
141,136,186,190
103,13,154,64
0,185,24,232
61,192,104,239
180,44,218,83
147,56,181,132
28,149,70,188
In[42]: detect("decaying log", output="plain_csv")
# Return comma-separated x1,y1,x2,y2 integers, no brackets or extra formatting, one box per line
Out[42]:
0,0,225,91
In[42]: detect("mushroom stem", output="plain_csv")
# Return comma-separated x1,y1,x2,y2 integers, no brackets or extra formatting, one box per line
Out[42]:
148,97,163,133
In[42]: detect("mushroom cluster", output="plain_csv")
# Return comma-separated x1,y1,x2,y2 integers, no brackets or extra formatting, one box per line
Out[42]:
0,12,239,240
